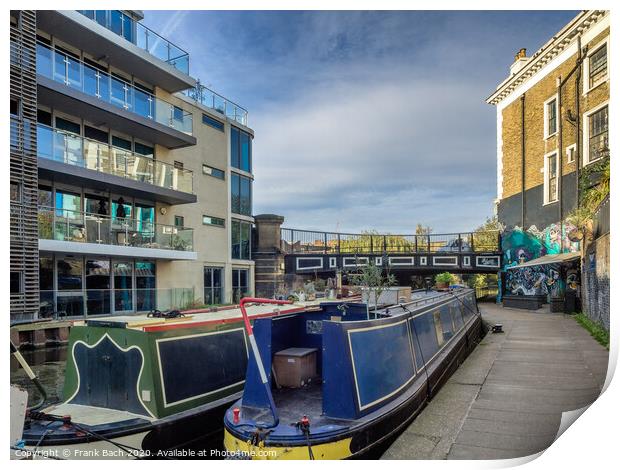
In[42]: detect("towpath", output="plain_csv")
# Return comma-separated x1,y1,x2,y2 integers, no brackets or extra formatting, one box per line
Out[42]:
382,303,609,460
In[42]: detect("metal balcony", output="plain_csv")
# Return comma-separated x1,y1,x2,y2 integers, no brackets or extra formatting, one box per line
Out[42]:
36,41,196,149
38,206,196,261
36,123,196,205
37,10,195,92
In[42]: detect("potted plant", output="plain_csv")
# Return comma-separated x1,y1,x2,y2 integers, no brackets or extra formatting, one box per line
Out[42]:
435,272,454,290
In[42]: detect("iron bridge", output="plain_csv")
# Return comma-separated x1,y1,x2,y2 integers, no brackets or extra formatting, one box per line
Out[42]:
280,228,502,275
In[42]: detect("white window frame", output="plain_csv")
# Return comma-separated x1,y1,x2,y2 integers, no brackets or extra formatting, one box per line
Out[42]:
543,94,558,139
419,256,427,266
565,144,576,164
583,101,609,166
329,257,337,268
296,257,323,271
433,256,458,267
343,257,369,268
475,256,500,268
583,37,610,95
374,257,382,266
543,150,559,205
388,257,414,266
463,256,471,267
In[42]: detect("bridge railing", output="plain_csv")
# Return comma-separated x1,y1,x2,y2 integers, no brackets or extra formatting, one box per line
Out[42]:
280,229,500,255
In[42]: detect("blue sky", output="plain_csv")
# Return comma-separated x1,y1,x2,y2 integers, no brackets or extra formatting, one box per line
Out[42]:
144,10,577,233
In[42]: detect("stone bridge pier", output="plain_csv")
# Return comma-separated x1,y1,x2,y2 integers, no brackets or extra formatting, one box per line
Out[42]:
253,214,286,298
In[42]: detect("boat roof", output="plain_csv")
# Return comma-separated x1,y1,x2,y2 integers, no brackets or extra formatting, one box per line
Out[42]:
44,402,154,425
70,298,350,333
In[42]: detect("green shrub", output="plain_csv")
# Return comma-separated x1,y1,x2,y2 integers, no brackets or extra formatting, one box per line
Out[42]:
435,272,454,284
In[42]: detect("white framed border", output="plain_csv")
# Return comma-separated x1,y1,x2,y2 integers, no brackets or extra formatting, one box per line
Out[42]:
156,328,249,408
347,319,416,411
543,93,559,139
420,256,427,266
433,256,458,266
329,257,337,268
566,143,577,164
389,257,415,266
583,37,610,96
296,257,323,271
343,256,369,267
543,149,559,205
582,100,609,166
463,256,471,267
476,255,501,268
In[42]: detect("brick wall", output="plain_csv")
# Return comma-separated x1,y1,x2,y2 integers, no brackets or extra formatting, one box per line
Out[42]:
581,232,609,330
499,27,609,202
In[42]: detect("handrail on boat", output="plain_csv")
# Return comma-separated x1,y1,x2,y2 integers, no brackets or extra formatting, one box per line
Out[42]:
239,297,293,428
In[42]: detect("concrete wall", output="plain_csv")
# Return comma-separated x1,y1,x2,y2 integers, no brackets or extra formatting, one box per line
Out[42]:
154,90,255,305
582,233,610,330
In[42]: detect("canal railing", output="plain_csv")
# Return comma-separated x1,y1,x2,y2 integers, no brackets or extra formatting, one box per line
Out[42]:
280,228,501,255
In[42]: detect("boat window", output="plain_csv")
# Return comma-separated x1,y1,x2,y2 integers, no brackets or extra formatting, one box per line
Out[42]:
433,310,445,347
439,305,455,341
451,304,464,330
412,312,440,362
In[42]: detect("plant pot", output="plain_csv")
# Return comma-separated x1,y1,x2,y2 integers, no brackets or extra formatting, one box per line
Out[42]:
436,282,448,290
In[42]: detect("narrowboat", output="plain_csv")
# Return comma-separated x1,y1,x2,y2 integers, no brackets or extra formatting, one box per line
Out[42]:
21,301,304,459
223,288,482,459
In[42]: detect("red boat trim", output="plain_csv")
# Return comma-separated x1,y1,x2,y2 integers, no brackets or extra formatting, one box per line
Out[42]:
143,306,306,332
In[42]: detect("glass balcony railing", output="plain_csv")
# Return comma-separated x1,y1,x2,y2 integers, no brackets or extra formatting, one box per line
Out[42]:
38,206,194,252
36,123,194,194
77,10,190,75
184,83,248,126
40,287,196,318
36,41,193,135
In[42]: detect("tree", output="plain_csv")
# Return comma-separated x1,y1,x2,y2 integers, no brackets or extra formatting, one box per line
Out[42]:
348,258,396,319
415,224,433,235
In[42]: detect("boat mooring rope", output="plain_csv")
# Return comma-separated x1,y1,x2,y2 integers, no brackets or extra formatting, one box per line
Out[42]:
26,412,151,459
295,416,314,460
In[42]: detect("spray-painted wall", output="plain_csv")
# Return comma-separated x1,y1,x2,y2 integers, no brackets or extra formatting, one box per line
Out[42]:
500,223,580,297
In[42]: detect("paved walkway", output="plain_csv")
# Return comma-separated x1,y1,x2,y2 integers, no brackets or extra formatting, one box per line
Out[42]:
382,303,609,460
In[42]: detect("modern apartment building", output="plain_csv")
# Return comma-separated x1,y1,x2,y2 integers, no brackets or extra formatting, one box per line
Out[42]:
486,10,609,321
10,10,255,322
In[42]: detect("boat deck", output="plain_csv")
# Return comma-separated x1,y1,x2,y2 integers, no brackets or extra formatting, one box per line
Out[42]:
273,382,324,424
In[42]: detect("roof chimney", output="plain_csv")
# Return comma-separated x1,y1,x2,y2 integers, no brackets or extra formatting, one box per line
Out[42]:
510,48,528,75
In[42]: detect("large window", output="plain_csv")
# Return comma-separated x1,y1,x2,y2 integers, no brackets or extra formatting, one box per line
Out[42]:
232,269,249,303
231,219,252,260
231,173,252,216
587,105,609,163
231,126,252,172
203,215,225,227
203,113,224,132
203,164,225,180
544,151,558,204
544,96,557,138
588,43,608,89
204,267,223,305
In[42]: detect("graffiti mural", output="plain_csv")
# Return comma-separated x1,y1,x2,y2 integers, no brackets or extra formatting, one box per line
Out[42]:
505,264,563,296
501,223,579,268
501,223,580,297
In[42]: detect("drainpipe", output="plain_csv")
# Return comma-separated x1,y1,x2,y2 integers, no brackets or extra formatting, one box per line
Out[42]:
557,76,564,240
575,36,582,207
520,94,526,227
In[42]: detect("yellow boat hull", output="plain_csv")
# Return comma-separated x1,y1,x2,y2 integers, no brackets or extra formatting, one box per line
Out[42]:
224,429,353,460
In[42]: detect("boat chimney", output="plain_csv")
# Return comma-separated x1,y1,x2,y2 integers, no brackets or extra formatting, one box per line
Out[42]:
510,48,528,75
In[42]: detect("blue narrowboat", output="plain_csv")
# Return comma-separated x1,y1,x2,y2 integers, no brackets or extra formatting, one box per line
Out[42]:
223,288,482,459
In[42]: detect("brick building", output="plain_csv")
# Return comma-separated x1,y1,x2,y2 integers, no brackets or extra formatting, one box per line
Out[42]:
486,10,609,323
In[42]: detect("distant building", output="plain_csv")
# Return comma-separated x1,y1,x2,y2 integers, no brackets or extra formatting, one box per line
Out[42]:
10,10,255,322
486,10,609,325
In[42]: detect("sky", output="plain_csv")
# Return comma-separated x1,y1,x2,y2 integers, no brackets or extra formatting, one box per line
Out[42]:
143,10,578,233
